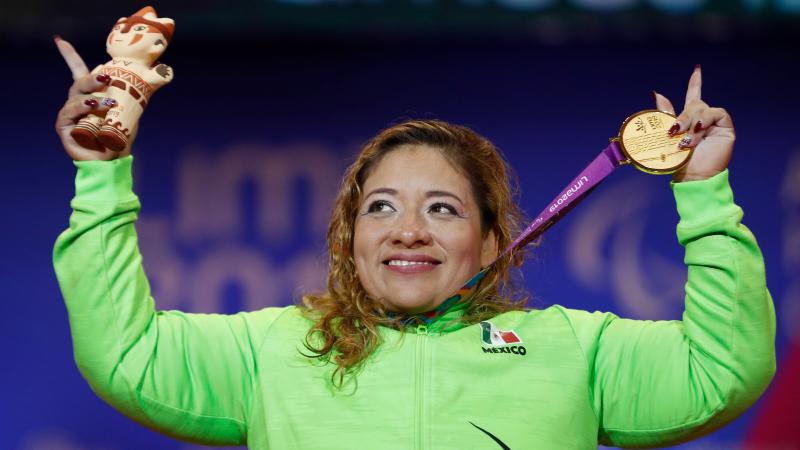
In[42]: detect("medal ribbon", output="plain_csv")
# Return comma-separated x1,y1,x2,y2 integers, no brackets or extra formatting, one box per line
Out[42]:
392,141,626,327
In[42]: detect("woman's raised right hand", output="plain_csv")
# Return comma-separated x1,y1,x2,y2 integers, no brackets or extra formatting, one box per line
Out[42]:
54,36,135,161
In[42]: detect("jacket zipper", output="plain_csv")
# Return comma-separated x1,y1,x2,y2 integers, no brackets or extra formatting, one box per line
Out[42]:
415,324,428,450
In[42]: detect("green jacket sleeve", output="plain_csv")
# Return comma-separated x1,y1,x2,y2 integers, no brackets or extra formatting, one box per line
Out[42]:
562,169,776,448
52,155,283,445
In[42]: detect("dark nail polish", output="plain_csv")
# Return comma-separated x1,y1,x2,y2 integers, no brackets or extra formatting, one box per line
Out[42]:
84,98,98,108
694,121,703,133
668,122,680,136
53,34,62,42
97,74,111,84
651,90,657,104
695,64,701,70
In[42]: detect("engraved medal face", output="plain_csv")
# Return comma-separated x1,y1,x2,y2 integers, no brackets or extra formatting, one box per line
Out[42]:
618,109,692,174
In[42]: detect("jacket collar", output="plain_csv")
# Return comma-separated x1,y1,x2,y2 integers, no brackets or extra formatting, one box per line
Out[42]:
386,291,471,334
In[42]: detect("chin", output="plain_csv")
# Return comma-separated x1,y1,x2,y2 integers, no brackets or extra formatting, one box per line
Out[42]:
384,294,438,314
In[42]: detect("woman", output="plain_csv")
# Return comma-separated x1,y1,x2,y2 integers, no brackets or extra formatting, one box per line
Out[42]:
54,38,775,449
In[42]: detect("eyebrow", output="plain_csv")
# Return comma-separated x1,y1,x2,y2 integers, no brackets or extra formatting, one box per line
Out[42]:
364,187,465,206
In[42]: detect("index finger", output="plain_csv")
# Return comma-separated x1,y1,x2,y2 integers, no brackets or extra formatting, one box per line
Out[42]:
54,36,89,80
684,64,702,108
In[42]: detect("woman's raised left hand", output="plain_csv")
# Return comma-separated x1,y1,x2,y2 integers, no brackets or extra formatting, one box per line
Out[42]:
653,66,735,182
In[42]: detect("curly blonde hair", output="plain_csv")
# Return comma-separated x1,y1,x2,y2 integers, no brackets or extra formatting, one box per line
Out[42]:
300,119,530,387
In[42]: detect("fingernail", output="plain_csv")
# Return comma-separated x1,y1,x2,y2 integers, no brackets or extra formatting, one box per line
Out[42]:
668,122,680,136
695,64,701,71
694,121,703,133
679,135,692,148
101,97,117,107
53,34,62,42
84,98,98,108
96,74,111,84
651,90,658,103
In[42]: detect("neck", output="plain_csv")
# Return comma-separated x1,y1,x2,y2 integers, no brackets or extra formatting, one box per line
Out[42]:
384,269,487,332
385,290,473,332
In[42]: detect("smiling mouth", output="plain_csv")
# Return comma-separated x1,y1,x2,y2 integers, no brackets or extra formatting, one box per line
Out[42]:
386,260,438,267
382,257,441,274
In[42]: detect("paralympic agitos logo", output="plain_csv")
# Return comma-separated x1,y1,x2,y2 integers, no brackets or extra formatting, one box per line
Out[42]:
479,321,526,356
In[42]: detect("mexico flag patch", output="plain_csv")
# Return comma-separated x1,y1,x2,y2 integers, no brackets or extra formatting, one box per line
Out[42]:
479,321,522,346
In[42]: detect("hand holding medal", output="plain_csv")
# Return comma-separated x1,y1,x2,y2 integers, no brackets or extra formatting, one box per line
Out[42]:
653,65,736,183
445,65,738,307
508,64,737,254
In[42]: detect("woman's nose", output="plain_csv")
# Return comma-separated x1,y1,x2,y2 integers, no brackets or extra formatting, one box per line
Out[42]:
391,211,432,247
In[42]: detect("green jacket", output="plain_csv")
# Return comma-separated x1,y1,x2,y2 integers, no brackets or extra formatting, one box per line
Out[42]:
53,156,775,449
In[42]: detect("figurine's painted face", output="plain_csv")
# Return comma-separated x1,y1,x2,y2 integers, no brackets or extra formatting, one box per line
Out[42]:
106,22,167,61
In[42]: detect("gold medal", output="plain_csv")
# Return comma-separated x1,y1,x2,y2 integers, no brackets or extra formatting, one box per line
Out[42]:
612,109,692,174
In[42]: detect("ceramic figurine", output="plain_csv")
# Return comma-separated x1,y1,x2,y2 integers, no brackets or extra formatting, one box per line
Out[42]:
71,6,174,152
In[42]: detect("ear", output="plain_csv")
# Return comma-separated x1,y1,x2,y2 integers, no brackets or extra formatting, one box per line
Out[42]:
479,229,499,269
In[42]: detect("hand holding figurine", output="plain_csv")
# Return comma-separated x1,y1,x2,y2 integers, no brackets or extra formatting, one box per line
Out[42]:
54,37,129,161
55,6,174,160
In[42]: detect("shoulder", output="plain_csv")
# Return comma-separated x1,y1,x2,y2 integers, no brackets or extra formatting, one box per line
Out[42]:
229,305,314,350
239,304,311,328
486,305,617,329
240,305,318,339
548,304,618,327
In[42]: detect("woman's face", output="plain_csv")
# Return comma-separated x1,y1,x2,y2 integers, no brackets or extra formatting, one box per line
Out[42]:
354,145,496,314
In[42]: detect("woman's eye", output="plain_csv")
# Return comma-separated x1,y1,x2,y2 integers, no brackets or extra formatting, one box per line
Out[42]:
366,200,395,214
429,202,458,215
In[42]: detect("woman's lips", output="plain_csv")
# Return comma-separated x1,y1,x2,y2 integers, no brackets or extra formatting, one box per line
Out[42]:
383,256,441,275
